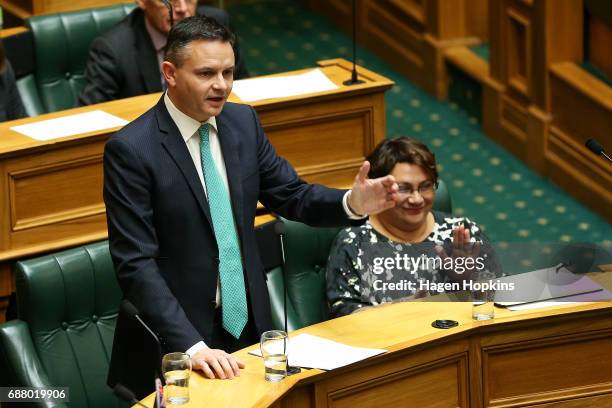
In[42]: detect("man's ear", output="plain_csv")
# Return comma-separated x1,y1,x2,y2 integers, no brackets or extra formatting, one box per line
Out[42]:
161,61,177,88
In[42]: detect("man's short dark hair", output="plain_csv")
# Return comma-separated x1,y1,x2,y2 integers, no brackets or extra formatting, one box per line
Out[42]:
164,15,235,66
367,137,438,182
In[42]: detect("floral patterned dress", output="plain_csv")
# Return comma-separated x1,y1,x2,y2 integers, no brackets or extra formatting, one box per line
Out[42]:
325,211,499,317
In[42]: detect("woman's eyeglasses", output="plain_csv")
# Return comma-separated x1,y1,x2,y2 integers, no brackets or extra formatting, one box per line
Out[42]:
397,181,438,197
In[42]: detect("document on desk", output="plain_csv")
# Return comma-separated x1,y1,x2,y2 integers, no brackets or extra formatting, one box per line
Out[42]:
494,264,606,306
506,287,612,311
232,69,338,102
10,110,128,141
249,333,387,370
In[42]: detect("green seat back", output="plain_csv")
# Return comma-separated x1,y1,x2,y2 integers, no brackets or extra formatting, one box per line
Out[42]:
267,179,452,330
0,241,126,408
24,4,135,114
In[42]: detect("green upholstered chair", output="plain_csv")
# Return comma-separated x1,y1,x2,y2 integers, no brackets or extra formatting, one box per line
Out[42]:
17,4,135,116
0,241,127,408
266,179,453,331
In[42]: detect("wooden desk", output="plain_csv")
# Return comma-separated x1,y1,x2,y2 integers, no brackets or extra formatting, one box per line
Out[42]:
142,272,612,407
0,58,393,316
0,0,130,20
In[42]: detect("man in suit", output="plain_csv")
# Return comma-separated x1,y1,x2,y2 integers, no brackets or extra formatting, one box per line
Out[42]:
104,16,398,398
78,0,248,106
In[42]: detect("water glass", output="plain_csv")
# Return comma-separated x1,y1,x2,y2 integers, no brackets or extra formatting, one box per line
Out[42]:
260,330,288,382
162,352,192,405
471,270,497,321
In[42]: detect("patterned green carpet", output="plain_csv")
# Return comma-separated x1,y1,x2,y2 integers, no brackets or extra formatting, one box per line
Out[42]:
230,0,611,246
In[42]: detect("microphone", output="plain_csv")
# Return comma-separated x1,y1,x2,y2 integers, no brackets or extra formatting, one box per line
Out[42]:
343,0,365,86
273,222,301,375
113,384,149,408
121,300,166,407
161,0,174,28
585,138,612,163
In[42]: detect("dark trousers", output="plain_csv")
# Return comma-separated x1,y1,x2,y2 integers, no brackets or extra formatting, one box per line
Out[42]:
210,306,259,353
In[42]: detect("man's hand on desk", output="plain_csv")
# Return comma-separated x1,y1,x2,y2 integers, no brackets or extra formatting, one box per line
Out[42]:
191,348,245,379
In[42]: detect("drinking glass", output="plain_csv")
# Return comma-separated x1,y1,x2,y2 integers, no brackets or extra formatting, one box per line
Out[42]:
260,330,288,382
162,352,192,405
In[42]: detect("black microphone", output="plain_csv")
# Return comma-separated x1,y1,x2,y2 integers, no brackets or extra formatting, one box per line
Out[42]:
161,0,174,28
273,221,301,375
113,384,149,408
585,138,612,163
120,300,165,406
343,0,365,86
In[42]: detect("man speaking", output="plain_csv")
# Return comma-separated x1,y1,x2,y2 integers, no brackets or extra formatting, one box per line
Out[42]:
104,16,398,398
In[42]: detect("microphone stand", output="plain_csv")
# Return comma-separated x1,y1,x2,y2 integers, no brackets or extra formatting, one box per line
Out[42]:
121,300,166,408
274,222,301,375
343,0,365,86
162,0,174,28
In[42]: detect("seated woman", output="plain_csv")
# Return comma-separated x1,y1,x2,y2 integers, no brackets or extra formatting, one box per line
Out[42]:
326,137,499,317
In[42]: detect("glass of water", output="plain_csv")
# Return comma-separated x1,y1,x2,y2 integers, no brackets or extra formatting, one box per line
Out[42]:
260,330,288,382
471,270,497,321
162,352,192,405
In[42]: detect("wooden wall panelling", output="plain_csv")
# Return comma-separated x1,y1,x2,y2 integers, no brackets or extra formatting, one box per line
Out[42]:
314,339,470,407
308,0,482,99
588,15,612,80
465,0,489,42
478,311,612,407
306,0,353,32
505,7,531,98
360,0,427,92
547,63,612,219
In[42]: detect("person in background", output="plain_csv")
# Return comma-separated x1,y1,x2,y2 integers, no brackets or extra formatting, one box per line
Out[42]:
0,40,26,122
326,137,499,317
78,0,249,106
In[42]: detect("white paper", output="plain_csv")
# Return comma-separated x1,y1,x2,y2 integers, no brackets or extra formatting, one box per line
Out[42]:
232,69,338,102
249,333,386,371
507,288,612,311
11,110,129,141
494,264,605,305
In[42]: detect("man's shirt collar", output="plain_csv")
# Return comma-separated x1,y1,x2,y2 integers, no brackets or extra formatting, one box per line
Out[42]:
164,92,218,142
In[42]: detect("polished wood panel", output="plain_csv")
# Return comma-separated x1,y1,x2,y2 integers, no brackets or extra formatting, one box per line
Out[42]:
588,15,612,80
307,0,482,99
140,272,612,408
456,0,611,220
0,0,130,19
0,59,393,320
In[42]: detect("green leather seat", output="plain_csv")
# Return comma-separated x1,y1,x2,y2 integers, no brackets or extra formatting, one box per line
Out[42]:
267,179,453,331
17,4,135,116
0,241,126,408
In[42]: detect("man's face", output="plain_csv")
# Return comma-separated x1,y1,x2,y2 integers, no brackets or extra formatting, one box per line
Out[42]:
163,40,235,122
136,0,197,35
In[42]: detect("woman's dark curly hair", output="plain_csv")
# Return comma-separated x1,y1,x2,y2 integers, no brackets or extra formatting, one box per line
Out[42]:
366,137,438,183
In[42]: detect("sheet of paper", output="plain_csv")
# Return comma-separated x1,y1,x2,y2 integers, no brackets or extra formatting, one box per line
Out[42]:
10,110,129,141
507,288,612,311
232,69,338,102
494,264,605,305
249,333,386,370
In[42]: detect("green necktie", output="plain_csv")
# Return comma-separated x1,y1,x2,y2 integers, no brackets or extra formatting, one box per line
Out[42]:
199,124,248,339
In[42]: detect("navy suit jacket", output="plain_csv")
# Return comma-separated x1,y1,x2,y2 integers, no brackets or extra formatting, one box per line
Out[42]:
104,97,349,397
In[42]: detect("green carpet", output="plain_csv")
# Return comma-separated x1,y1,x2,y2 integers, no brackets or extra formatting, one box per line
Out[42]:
229,0,611,247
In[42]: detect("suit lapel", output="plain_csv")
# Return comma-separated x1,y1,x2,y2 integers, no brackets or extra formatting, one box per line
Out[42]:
155,100,212,227
216,113,246,239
